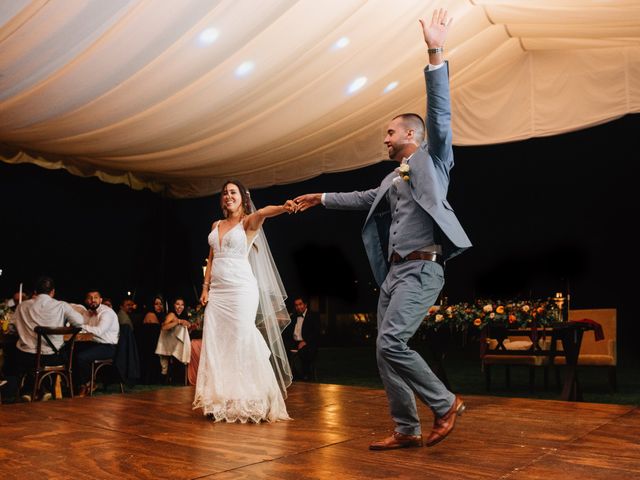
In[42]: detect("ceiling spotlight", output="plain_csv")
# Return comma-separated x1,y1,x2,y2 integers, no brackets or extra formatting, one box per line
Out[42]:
332,36,350,50
384,81,399,93
235,61,255,77
198,28,219,46
347,76,367,94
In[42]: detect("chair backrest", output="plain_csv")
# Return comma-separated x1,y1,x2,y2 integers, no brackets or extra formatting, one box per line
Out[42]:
568,308,616,360
34,326,82,370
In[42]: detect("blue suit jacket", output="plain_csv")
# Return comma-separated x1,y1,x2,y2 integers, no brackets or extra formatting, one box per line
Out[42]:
325,63,472,286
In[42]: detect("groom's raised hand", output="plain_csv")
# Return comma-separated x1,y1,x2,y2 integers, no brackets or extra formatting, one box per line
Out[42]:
293,193,322,212
419,8,452,48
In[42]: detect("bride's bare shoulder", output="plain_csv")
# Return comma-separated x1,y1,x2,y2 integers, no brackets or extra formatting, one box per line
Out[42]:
211,219,222,230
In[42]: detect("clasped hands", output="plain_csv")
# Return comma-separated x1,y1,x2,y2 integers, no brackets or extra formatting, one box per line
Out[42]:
283,193,323,214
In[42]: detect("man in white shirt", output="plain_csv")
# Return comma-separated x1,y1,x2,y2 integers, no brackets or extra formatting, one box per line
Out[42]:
13,276,84,401
74,289,119,396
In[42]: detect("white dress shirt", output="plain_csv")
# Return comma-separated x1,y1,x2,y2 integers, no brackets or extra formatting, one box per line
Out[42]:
293,310,306,342
14,294,84,354
81,304,119,345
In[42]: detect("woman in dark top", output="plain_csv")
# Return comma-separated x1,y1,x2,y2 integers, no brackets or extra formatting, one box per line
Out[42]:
138,295,165,384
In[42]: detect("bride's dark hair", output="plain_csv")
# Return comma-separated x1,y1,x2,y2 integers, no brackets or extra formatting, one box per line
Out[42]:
220,179,253,217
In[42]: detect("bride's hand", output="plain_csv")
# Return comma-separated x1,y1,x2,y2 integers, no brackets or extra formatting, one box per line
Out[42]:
200,289,209,306
284,199,297,214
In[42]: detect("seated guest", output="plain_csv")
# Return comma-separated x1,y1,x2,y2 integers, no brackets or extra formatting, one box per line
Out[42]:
5,289,29,314
155,297,191,381
137,295,164,384
130,299,144,330
117,297,135,331
283,296,321,381
13,276,84,401
74,289,119,397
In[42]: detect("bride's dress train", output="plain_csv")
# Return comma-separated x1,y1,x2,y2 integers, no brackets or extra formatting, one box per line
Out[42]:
193,222,290,423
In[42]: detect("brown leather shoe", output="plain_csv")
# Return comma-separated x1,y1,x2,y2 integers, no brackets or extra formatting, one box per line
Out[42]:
425,395,465,447
369,431,423,450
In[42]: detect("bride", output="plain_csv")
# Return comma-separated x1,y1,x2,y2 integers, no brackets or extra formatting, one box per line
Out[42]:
193,179,295,422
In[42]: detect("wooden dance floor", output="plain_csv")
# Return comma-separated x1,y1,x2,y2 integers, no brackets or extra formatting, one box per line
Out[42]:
1,383,639,479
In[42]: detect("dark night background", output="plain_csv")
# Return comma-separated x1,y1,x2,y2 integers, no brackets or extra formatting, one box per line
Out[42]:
1,114,639,364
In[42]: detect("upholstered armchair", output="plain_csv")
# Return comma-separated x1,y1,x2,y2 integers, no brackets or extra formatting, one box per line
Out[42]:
554,308,617,391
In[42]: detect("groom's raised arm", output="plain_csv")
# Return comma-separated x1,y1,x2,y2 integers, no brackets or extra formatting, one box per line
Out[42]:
420,9,453,170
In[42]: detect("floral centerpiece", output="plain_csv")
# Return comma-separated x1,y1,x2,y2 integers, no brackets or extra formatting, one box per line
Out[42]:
1,301,13,334
187,304,205,330
422,298,560,331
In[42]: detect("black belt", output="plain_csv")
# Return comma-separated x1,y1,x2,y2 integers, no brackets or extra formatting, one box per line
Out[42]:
390,250,444,267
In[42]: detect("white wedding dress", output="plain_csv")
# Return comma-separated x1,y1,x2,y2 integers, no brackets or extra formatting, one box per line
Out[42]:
192,222,290,423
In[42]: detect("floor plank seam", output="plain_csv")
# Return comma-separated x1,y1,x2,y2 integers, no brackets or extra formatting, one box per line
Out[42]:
552,405,638,453
496,447,559,479
48,411,181,444
192,437,359,478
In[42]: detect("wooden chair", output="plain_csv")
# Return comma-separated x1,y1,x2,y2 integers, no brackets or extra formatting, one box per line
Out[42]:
89,326,132,395
30,326,81,400
481,329,553,393
553,308,617,391
90,358,124,396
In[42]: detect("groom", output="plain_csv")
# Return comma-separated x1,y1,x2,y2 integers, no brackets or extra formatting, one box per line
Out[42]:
294,8,471,450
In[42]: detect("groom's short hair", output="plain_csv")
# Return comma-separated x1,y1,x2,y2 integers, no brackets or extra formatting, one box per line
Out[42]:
393,113,425,143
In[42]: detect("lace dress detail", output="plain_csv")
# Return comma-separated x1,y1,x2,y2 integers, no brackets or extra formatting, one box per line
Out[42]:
192,222,290,423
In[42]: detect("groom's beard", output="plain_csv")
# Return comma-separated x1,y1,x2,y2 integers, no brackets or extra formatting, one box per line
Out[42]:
387,144,405,161
87,303,99,311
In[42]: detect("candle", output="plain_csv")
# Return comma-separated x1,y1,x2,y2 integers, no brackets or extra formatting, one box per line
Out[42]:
19,283,23,304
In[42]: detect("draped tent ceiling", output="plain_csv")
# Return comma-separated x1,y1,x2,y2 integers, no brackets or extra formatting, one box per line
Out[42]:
1,1,639,198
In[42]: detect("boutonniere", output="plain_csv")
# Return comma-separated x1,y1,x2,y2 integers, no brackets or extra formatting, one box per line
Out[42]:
397,162,410,182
